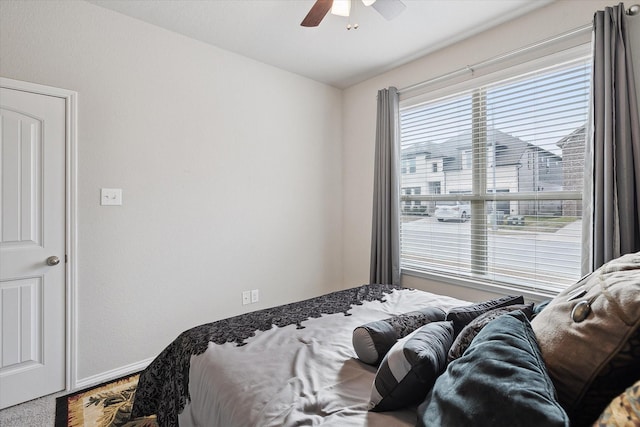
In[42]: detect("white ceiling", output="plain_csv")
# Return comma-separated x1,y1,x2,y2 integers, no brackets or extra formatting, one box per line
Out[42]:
88,0,553,89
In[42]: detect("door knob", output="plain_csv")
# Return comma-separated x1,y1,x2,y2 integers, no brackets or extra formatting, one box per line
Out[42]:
46,256,60,266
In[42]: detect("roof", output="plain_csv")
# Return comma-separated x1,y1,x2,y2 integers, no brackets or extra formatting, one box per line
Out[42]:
556,124,587,149
402,128,562,170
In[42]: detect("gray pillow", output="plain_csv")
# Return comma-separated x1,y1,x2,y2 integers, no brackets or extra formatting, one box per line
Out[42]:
353,307,445,365
418,311,569,427
369,321,454,412
531,251,640,424
445,295,524,336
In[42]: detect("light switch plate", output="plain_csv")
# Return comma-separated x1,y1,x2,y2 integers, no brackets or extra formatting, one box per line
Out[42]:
101,188,123,206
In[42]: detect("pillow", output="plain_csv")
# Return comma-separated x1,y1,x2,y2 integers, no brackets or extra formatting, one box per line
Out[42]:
418,311,569,427
593,379,640,426
532,299,551,317
369,321,454,412
531,251,640,423
445,295,524,336
573,327,640,425
447,303,534,363
353,307,445,365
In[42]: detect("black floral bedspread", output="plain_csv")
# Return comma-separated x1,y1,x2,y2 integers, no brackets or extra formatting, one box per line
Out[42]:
131,283,403,426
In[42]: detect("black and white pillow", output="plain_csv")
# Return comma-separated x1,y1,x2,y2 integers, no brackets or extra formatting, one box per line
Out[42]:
369,321,454,412
353,307,445,365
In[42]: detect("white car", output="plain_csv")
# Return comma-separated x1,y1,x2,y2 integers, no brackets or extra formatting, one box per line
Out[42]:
435,201,470,222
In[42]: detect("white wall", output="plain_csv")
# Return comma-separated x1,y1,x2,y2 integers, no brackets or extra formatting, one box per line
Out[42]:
341,0,619,301
0,0,343,382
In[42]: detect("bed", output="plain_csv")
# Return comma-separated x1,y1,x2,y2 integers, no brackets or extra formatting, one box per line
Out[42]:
131,253,640,427
131,284,465,426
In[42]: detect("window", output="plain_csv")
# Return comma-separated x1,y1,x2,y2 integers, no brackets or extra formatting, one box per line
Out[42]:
402,157,416,174
461,149,472,170
399,51,591,294
429,182,441,194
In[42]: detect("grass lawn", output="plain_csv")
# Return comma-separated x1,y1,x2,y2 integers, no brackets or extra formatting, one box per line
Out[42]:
499,215,578,232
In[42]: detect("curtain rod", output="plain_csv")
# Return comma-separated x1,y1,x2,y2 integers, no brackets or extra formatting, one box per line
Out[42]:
398,23,593,95
399,3,639,95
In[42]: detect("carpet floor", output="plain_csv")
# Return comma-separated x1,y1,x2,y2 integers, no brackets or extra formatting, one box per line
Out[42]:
0,391,62,427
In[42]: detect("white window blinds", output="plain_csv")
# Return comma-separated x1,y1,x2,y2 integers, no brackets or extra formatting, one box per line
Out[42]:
399,54,591,294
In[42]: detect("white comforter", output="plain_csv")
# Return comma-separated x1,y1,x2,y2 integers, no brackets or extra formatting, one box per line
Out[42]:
179,288,466,427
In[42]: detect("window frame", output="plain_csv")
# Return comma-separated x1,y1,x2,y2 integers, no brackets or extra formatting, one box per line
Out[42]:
398,43,592,298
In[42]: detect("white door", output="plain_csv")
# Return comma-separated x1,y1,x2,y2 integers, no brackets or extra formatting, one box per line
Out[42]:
0,86,66,409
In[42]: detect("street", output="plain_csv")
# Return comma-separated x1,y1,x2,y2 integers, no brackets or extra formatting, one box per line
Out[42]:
401,216,582,287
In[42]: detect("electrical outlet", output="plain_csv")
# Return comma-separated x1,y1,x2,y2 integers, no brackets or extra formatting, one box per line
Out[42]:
251,289,259,303
242,291,251,305
101,188,122,206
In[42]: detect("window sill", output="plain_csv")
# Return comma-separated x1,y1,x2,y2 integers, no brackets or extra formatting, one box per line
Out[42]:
401,268,561,303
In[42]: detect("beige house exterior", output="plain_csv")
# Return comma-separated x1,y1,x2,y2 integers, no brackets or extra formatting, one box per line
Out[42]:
401,128,569,216
556,125,587,217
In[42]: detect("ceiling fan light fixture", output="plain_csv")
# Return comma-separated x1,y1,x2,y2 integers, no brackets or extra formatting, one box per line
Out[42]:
331,0,351,17
301,0,404,27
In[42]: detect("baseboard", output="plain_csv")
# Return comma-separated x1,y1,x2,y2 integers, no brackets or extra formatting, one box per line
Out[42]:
73,357,154,391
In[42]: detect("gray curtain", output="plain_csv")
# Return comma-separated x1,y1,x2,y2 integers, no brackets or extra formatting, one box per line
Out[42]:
584,3,640,272
370,87,401,285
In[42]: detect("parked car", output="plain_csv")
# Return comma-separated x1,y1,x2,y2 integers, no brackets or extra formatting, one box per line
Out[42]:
435,201,471,222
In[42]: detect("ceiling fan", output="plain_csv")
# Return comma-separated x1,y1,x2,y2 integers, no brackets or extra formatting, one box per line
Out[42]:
301,0,406,27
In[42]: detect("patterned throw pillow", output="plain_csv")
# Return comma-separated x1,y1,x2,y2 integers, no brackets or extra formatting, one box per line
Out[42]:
369,321,454,412
353,307,445,365
593,379,640,426
445,295,524,336
447,303,534,363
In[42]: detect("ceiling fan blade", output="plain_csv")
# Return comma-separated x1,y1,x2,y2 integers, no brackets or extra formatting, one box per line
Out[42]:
301,0,334,27
372,0,406,20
